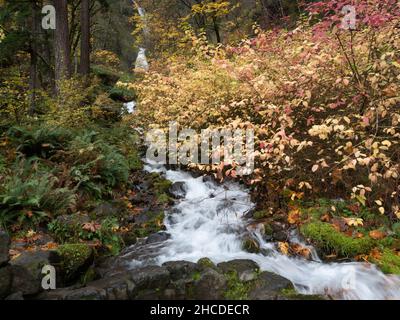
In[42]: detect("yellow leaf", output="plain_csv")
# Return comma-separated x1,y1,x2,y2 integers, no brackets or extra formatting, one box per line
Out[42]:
378,207,385,215
278,242,289,255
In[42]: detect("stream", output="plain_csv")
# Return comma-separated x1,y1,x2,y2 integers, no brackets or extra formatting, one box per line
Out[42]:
119,161,400,300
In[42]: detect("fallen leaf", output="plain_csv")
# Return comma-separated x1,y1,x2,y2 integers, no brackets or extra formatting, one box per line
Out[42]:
278,242,289,255
344,217,364,227
288,209,300,224
320,213,331,222
369,230,386,240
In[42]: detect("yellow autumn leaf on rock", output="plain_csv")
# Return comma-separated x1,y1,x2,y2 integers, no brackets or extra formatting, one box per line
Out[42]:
278,242,289,255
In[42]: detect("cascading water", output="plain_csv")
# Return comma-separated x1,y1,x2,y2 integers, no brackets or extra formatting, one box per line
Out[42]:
134,3,149,72
125,161,400,300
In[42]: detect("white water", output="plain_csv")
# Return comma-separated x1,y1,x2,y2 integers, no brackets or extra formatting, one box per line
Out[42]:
134,5,149,72
136,161,400,300
123,101,136,114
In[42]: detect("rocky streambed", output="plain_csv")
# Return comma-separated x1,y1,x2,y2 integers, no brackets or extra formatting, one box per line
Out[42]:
1,163,400,300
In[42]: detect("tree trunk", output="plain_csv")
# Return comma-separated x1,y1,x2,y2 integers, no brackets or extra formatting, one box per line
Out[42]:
29,1,39,115
79,0,90,77
54,0,71,89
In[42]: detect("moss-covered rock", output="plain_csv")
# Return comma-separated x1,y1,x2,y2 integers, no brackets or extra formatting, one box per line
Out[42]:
370,249,400,274
224,271,253,300
57,244,93,283
242,237,260,253
280,288,325,300
301,222,375,258
197,257,216,269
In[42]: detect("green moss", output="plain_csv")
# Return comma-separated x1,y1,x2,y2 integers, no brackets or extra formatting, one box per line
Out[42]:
280,288,324,300
300,222,375,257
224,271,252,300
263,223,273,236
197,257,216,269
157,193,171,204
242,237,260,253
57,244,93,278
253,210,268,219
371,249,400,274
192,271,201,281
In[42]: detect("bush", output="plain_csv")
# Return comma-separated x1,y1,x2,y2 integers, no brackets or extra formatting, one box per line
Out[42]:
7,125,72,158
0,158,76,228
66,131,129,198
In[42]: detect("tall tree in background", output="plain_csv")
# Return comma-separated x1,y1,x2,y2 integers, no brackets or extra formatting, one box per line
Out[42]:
54,0,71,88
79,0,90,77
29,0,39,115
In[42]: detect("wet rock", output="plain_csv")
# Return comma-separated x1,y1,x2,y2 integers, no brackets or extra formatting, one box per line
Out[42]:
90,274,135,300
0,266,12,299
63,287,107,300
162,261,199,281
168,182,187,199
9,265,41,296
191,268,227,300
272,231,287,242
242,237,260,253
121,233,137,246
197,257,217,270
202,175,216,184
5,291,24,300
0,229,10,266
130,266,170,291
249,271,294,300
145,232,170,244
217,260,259,282
11,250,60,281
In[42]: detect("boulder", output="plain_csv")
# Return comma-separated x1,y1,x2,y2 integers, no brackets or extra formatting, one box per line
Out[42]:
168,182,187,199
11,250,60,281
5,291,24,300
0,230,10,266
9,265,41,296
248,271,294,300
145,232,170,244
130,266,170,291
217,260,259,282
162,261,199,281
57,244,94,284
191,268,227,300
0,266,12,299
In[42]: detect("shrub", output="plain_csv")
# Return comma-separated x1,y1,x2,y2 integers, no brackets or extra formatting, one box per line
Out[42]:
7,125,72,158
0,158,76,228
66,131,129,197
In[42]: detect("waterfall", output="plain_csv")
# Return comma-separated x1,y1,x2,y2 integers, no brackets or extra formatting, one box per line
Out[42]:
134,2,149,72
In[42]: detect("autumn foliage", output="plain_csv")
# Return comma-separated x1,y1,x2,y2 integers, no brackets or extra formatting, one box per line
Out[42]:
126,0,400,219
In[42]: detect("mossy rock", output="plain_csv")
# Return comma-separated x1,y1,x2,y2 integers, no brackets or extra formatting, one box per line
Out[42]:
242,237,260,254
197,257,216,270
57,244,93,283
224,271,253,300
253,210,268,220
300,222,375,258
370,249,400,275
280,288,325,300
